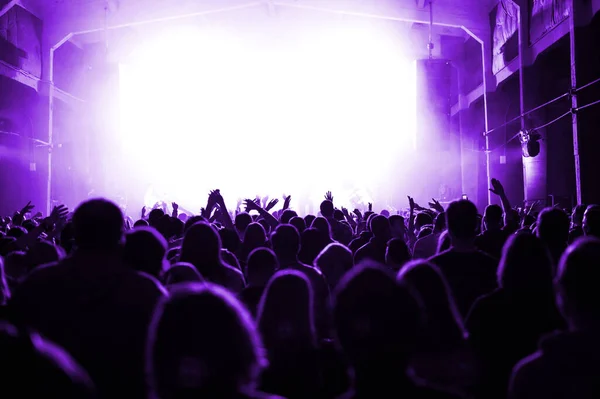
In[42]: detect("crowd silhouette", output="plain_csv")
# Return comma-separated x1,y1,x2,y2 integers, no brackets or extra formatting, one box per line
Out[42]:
0,179,599,398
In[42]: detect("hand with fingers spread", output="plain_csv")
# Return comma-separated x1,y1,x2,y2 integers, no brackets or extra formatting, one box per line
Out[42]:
353,209,363,220
20,201,35,215
244,198,261,213
428,198,444,213
324,191,334,202
265,198,279,212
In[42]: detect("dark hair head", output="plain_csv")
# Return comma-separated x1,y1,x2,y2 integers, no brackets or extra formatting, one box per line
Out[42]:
333,209,345,221
163,262,204,287
537,208,570,245
148,209,165,225
370,215,391,240
385,238,411,269
219,228,241,254
184,216,207,234
414,213,433,229
583,205,600,238
235,213,253,234
556,238,600,322
299,228,328,265
0,322,96,397
123,227,168,278
26,240,65,272
244,223,267,248
446,200,479,240
304,215,316,228
180,222,222,275
333,263,421,365
147,283,267,397
257,270,316,349
289,216,306,234
134,219,149,228
311,217,332,240
498,234,554,299
73,199,124,251
397,261,464,350
572,204,587,225
320,200,335,218
315,243,353,290
389,215,405,228
433,212,446,232
247,248,278,287
484,204,503,228
280,210,298,225
271,224,300,260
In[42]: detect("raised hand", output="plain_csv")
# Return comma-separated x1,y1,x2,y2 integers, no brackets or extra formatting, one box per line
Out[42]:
262,195,269,209
324,191,334,202
283,195,292,210
32,211,43,220
490,178,505,196
341,207,350,217
428,198,444,213
20,201,35,215
353,209,363,220
49,205,69,224
141,206,147,218
368,202,373,212
265,198,279,212
244,198,261,212
172,202,179,211
408,196,416,211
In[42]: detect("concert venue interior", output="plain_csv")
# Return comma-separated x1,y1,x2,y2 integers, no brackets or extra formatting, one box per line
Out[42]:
1,0,600,215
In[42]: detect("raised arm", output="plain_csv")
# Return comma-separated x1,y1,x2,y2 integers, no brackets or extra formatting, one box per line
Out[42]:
244,199,279,229
211,190,235,232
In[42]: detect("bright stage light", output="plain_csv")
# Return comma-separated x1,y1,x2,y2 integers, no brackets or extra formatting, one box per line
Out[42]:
118,20,417,213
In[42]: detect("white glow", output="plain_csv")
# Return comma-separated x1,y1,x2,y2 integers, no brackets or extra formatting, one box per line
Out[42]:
119,20,417,213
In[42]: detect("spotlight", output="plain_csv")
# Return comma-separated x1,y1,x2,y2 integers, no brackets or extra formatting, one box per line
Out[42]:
519,130,541,158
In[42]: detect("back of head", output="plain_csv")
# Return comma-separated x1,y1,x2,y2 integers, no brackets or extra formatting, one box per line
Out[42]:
320,200,335,218
235,213,253,235
415,213,433,229
124,227,168,278
311,216,332,239
446,200,479,240
289,216,306,234
134,219,149,228
370,215,391,240
0,322,96,398
498,234,554,298
243,223,267,247
184,215,207,234
484,204,503,230
583,205,600,238
27,240,65,271
247,248,278,287
180,222,222,272
304,214,316,228
333,263,421,366
280,210,298,225
385,238,411,269
7,226,27,239
537,207,570,244
271,224,300,260
572,204,587,226
163,263,204,288
433,212,446,232
148,209,165,226
73,198,124,251
556,238,600,324
315,243,353,289
257,270,316,348
219,228,241,254
397,261,464,350
148,283,266,397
